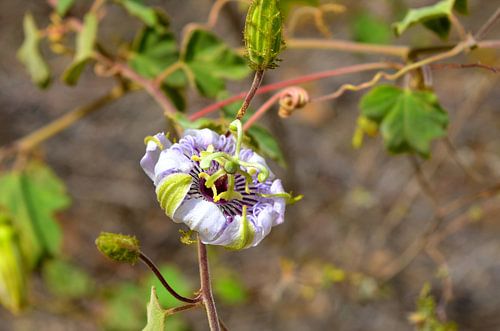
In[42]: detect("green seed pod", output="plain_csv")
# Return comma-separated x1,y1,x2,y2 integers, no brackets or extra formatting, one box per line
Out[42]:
95,232,140,265
0,216,27,314
244,0,285,70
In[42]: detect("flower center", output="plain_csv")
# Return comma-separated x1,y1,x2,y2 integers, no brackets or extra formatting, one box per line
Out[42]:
199,175,228,202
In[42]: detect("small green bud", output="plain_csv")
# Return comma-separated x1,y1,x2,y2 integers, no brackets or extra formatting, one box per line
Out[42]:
95,232,140,265
244,0,285,70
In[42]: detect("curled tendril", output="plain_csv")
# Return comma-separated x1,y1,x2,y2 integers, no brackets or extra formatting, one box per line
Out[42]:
278,87,310,118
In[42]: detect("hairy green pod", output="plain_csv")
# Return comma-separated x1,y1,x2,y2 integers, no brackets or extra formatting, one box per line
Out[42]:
95,232,140,264
0,216,27,314
244,0,284,70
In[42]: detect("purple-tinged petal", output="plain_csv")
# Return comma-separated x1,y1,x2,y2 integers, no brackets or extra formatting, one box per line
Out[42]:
270,179,286,225
154,148,193,185
184,129,220,147
140,133,171,182
250,205,276,247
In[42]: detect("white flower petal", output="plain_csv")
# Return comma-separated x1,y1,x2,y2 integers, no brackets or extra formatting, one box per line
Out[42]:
140,133,171,181
207,217,241,246
173,199,226,242
154,148,193,185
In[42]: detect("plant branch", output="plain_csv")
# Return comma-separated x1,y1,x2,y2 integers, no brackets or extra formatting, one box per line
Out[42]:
139,252,200,304
165,303,201,316
474,7,500,41
198,239,220,331
286,38,410,58
93,53,178,116
236,70,265,120
9,85,126,154
313,35,478,103
189,62,401,120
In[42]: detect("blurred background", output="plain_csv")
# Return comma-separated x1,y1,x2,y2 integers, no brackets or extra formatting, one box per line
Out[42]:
0,0,499,330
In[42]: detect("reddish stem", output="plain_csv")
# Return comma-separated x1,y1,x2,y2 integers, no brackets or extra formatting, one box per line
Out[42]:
188,62,400,120
243,91,284,131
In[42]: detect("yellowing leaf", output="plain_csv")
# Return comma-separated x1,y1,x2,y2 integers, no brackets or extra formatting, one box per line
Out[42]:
0,217,27,314
17,13,51,88
62,13,98,85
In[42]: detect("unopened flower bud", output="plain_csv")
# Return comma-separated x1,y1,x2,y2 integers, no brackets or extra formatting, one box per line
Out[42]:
95,232,140,265
244,0,285,70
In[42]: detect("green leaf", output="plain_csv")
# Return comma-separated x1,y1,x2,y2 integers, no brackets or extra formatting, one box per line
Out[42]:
182,29,251,98
128,11,186,110
156,173,192,218
0,162,71,269
142,287,167,331
17,13,51,88
360,85,449,156
214,273,248,305
102,282,147,331
351,12,391,44
454,0,468,15
392,0,458,39
42,259,94,299
173,113,224,133
56,0,76,17
115,0,159,27
247,125,286,167
62,13,98,85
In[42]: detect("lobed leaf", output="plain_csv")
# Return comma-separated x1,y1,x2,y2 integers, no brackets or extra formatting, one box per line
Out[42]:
360,85,449,157
181,29,251,98
17,13,51,88
128,9,187,110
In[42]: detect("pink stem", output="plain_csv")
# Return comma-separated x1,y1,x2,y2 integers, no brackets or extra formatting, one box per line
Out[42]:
243,92,284,131
188,62,401,121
